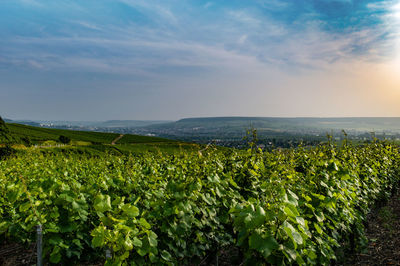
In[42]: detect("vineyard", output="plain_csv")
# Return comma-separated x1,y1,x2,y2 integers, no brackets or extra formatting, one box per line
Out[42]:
6,123,172,145
1,140,400,265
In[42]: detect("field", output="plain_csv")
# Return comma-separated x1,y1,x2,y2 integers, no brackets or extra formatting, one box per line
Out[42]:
1,137,399,265
7,123,172,145
1,122,204,157
7,123,119,144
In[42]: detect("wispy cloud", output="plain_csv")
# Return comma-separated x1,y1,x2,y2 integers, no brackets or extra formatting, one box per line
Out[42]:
1,0,397,74
204,2,214,9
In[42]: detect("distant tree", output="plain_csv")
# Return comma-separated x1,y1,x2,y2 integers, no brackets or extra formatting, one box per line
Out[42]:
0,116,21,145
21,136,32,147
0,145,15,160
59,135,71,144
0,116,7,132
0,116,10,144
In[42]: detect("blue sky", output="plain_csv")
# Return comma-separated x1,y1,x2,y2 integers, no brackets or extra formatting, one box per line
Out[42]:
1,0,400,120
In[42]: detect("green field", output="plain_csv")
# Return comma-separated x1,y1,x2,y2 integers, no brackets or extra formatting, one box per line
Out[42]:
1,140,399,265
2,119,400,264
1,122,197,156
7,123,119,143
6,123,173,145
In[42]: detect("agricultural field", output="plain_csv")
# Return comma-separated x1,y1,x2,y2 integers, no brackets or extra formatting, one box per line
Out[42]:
1,138,399,265
0,122,198,157
6,123,119,144
6,123,172,145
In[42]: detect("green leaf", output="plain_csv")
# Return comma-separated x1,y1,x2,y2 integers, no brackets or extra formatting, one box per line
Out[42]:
148,232,158,247
139,218,151,229
314,223,323,235
236,230,249,246
72,239,83,249
287,189,299,206
137,248,147,256
283,221,303,247
19,202,31,212
149,252,157,263
124,238,133,250
50,246,62,263
91,226,106,248
283,204,299,218
283,246,297,261
161,250,172,261
295,216,306,228
244,205,266,229
249,233,279,258
94,195,112,213
121,204,139,217
314,211,325,222
72,201,80,210
132,237,142,247
0,221,8,234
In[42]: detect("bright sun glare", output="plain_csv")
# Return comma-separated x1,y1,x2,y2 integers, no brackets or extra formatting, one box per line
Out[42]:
387,2,400,79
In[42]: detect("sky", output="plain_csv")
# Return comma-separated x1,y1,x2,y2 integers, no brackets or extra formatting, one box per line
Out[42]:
1,0,400,121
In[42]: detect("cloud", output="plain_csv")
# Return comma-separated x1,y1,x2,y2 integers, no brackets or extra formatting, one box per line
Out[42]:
204,2,214,9
118,0,179,25
0,0,397,75
71,21,102,31
17,0,43,7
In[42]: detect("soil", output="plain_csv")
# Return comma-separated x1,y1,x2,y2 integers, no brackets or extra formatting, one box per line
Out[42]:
343,188,400,265
111,134,124,145
0,241,35,266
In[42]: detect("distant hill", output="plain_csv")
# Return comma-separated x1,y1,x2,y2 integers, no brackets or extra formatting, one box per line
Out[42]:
31,119,172,128
99,120,171,128
146,117,400,132
137,117,400,142
6,117,400,145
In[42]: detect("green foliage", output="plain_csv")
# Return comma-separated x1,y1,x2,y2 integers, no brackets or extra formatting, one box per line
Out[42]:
0,116,6,130
59,135,71,144
0,145,16,160
0,141,399,265
0,116,19,144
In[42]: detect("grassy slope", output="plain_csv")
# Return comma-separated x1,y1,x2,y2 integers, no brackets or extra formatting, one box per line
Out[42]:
4,123,198,155
7,123,118,143
6,123,172,144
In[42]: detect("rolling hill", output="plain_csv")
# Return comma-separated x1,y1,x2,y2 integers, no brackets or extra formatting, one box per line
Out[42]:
137,117,400,139
0,119,202,155
6,123,171,144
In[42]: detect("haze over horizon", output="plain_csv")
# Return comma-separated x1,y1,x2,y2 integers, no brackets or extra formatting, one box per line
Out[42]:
1,0,400,121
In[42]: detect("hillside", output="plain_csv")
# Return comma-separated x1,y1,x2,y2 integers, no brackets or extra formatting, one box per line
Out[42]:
5,118,171,129
6,123,173,145
9,116,400,149
133,117,400,143
147,117,400,132
0,121,203,155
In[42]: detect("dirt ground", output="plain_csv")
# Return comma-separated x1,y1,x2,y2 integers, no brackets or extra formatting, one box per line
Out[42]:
344,188,400,265
0,241,35,266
